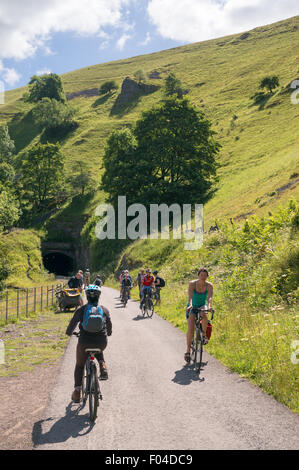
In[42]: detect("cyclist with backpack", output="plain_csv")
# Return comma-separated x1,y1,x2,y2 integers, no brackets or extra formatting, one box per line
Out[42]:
66,285,112,403
153,270,165,304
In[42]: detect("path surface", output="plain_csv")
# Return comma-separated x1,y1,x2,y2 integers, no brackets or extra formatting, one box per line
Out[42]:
33,287,299,450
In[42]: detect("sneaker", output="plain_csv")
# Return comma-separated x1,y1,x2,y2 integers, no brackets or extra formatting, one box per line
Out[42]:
203,336,209,345
71,389,81,403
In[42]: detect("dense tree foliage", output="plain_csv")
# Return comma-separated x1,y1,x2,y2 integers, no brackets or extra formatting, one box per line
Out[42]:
27,73,66,103
18,142,65,213
164,72,184,98
133,69,147,84
32,97,77,134
67,160,97,196
99,80,119,95
0,125,15,164
0,190,20,231
259,75,280,93
102,98,220,206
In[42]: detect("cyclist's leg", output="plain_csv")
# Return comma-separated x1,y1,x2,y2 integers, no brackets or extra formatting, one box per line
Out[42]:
201,313,208,336
200,312,209,343
72,342,88,402
74,342,88,388
186,312,196,354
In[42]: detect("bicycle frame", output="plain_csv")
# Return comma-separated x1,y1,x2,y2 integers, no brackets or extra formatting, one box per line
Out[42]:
190,308,214,374
72,332,103,422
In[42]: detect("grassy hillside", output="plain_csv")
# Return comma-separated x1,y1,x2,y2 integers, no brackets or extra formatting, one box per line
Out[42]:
0,15,298,233
0,229,54,289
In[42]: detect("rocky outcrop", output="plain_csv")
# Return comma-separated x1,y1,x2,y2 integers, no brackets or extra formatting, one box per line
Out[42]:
114,77,159,106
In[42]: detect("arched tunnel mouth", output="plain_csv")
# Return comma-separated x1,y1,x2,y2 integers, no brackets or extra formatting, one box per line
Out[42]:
43,252,75,276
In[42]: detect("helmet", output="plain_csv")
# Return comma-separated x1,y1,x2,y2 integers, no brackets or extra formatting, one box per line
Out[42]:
86,284,101,304
146,268,151,273
153,270,158,275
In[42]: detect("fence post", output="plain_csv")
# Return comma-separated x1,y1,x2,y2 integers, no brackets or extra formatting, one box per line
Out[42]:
26,289,29,317
34,287,36,313
52,285,54,305
41,286,43,311
5,290,8,324
46,286,49,307
17,289,19,320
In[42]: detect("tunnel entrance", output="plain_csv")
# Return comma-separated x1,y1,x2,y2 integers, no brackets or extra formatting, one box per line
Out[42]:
43,252,75,276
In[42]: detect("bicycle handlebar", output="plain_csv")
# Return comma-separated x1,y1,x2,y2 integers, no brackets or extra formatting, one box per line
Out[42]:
191,307,214,320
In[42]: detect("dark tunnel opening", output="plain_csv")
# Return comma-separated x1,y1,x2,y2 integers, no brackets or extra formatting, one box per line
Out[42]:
43,252,75,276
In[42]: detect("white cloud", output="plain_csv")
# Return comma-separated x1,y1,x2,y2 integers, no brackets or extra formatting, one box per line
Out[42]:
0,0,133,61
147,0,299,43
36,68,52,76
1,67,21,86
116,33,132,50
139,32,151,46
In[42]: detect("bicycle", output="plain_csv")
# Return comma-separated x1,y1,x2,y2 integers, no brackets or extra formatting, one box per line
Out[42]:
121,286,131,307
141,289,154,318
190,308,214,374
73,332,103,422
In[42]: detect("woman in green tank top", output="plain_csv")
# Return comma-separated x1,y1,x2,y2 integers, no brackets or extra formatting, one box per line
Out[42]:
185,268,213,363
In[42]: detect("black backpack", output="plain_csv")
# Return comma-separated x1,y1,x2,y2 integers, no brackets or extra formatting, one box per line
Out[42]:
157,276,165,288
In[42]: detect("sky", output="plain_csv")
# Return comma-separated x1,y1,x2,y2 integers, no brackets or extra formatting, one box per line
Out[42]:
0,0,298,91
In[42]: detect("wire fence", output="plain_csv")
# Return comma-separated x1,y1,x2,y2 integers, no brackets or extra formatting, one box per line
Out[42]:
0,283,66,325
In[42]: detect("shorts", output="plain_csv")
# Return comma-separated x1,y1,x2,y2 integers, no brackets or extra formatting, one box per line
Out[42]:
186,305,208,319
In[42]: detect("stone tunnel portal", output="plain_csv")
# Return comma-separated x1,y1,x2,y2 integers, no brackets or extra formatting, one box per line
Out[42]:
43,251,75,276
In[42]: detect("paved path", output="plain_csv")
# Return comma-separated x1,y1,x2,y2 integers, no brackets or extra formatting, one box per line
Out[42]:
33,287,299,450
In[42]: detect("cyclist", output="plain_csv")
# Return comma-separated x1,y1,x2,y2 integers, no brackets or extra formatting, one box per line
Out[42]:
184,268,213,363
121,271,133,301
93,274,103,287
136,268,145,297
68,271,84,306
83,268,91,288
66,285,112,403
119,270,125,297
153,270,162,304
140,268,155,309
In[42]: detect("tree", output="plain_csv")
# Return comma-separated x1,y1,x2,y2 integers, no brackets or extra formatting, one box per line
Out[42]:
134,98,220,204
259,75,280,94
32,98,77,132
67,160,97,196
0,162,15,188
18,142,65,213
27,73,66,103
0,125,15,164
164,72,184,98
99,80,118,95
101,128,141,206
0,190,20,231
134,69,147,84
102,98,220,206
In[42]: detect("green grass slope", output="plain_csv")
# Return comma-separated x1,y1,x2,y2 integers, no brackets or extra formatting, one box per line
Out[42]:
0,229,53,288
0,15,298,231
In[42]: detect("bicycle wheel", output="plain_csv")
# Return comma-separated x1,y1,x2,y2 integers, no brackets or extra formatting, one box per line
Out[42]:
190,330,198,367
196,327,203,374
89,363,99,422
147,298,154,318
81,362,89,406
